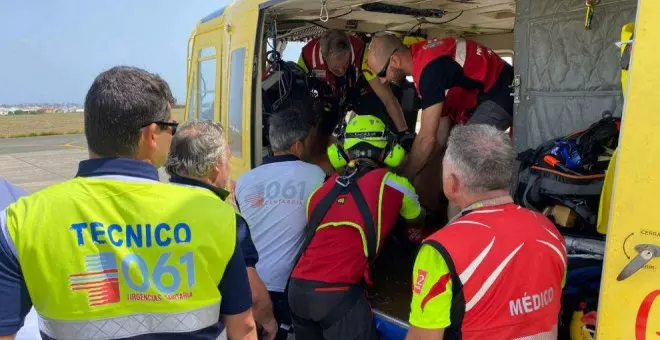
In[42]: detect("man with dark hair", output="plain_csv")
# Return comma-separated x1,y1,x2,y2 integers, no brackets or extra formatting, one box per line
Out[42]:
0,66,257,340
84,66,176,161
236,106,326,340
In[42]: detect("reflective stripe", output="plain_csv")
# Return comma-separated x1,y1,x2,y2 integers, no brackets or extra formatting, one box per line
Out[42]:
470,209,504,214
450,220,492,229
317,221,369,257
86,175,160,183
0,209,17,259
38,304,220,340
384,178,418,205
537,239,567,269
455,38,467,67
543,227,560,241
316,41,324,67
312,43,318,68
377,175,386,252
513,324,558,340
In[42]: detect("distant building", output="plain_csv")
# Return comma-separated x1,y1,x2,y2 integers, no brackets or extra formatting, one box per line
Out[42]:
37,108,60,113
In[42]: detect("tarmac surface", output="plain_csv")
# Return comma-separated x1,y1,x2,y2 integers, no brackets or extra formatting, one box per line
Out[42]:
0,134,170,193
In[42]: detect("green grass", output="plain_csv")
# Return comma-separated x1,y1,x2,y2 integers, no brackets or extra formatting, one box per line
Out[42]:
0,108,186,139
1,130,84,139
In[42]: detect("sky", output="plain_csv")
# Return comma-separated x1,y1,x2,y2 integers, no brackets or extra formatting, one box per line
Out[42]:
0,0,304,105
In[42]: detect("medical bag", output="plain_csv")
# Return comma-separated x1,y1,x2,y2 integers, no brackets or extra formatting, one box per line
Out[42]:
513,113,621,238
261,60,321,151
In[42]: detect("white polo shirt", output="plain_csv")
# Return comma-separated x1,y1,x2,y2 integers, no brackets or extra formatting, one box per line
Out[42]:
235,155,326,292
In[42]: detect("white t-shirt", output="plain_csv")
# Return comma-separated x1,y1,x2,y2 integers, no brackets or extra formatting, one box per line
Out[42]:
235,155,326,292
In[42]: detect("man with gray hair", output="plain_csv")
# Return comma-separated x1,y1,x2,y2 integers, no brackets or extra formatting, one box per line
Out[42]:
236,106,326,340
297,29,410,148
406,124,567,340
166,120,279,340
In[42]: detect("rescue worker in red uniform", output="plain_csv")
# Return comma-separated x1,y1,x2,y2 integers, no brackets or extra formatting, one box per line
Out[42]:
366,33,514,217
298,30,411,147
287,115,424,340
406,124,567,340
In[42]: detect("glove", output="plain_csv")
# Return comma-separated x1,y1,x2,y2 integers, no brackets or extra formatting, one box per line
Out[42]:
397,130,416,152
323,102,333,112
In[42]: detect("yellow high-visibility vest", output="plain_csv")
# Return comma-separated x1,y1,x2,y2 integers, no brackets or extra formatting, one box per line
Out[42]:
5,176,237,339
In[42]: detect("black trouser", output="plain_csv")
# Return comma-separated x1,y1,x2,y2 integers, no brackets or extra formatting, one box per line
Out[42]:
349,79,419,134
318,75,406,139
269,291,293,340
469,63,515,131
287,279,379,340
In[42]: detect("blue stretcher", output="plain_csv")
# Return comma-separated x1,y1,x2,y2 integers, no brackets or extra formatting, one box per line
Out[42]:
373,309,409,340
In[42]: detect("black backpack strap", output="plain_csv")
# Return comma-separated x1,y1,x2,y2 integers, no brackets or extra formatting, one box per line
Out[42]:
285,178,351,305
289,164,377,277
316,172,379,330
347,183,378,262
522,173,542,210
551,198,597,226
286,166,382,330
292,179,350,269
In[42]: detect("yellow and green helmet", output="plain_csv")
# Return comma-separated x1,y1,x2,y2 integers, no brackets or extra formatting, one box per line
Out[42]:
327,115,406,169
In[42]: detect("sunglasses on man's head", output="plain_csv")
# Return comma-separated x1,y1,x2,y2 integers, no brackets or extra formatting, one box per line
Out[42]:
141,120,179,135
377,48,398,78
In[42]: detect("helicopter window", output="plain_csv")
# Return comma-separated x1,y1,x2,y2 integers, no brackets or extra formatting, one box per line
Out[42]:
228,47,247,158
198,46,217,121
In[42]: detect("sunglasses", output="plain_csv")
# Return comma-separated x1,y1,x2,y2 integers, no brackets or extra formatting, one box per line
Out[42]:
377,48,398,78
141,120,179,135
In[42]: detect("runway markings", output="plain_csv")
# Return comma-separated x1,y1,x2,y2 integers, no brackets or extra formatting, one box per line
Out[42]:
63,142,87,150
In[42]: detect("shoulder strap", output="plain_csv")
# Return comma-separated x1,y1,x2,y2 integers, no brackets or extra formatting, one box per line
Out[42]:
287,168,379,329
291,165,378,271
293,180,348,268
422,240,465,340
285,179,347,297
347,183,378,262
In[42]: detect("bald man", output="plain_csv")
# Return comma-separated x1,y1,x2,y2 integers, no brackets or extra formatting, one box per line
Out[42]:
366,34,514,215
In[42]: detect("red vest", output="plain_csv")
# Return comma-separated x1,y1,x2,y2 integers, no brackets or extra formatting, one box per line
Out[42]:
300,35,366,99
423,203,566,340
291,168,402,284
411,38,505,124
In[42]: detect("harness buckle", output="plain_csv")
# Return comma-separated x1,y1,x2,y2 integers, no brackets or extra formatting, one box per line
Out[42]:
336,165,359,187
336,172,354,187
